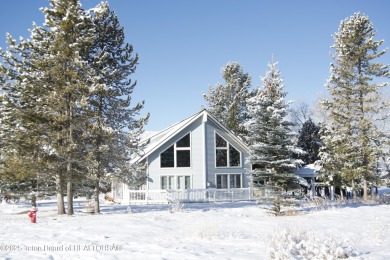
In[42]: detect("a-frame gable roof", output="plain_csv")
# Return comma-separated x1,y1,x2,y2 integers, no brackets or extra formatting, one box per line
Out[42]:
135,109,249,163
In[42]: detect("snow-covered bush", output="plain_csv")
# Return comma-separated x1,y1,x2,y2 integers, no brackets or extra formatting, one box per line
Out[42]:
267,227,358,259
193,224,222,240
168,198,184,213
380,192,390,204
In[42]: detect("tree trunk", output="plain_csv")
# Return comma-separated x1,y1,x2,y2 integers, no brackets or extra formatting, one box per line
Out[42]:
363,178,368,202
56,172,65,215
66,162,74,215
94,179,100,214
352,180,356,200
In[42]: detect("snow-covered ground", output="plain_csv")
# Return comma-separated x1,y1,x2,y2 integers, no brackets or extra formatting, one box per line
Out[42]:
1,188,390,260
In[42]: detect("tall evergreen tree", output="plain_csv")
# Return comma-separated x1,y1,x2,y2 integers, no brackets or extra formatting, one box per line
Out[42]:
203,62,252,138
85,3,148,213
0,0,148,214
320,13,389,201
245,61,303,193
0,0,95,214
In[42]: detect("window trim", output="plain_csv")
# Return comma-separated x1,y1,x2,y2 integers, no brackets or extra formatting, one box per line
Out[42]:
160,132,192,168
214,132,242,168
215,173,242,189
160,175,192,190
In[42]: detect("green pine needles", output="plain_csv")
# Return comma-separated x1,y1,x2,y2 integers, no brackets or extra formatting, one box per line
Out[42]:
318,13,389,201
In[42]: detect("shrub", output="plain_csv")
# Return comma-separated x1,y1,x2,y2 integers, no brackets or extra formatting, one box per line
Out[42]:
168,198,184,213
380,192,390,204
267,227,358,259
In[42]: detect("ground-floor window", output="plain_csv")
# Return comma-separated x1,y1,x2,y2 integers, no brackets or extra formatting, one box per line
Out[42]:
216,174,241,189
161,175,191,190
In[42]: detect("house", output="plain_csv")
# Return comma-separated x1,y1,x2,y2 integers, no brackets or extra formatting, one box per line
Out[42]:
293,164,319,198
294,164,342,199
112,109,252,204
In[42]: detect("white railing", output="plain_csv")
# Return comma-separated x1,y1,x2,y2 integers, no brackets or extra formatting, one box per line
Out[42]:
122,188,269,205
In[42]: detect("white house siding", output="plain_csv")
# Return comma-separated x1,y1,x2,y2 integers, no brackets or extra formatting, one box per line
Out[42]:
204,118,250,189
146,116,205,190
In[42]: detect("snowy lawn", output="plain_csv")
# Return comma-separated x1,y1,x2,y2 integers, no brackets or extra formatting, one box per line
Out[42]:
1,193,390,259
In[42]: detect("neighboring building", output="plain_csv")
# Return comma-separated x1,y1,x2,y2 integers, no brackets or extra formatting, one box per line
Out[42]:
113,109,251,204
293,164,319,198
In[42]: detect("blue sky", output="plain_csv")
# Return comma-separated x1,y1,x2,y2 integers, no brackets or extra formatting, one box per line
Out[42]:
1,0,389,131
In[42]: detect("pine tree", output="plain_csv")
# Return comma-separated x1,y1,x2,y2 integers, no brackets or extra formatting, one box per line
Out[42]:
0,0,95,214
245,61,303,194
85,3,148,213
37,0,95,215
316,125,350,199
320,13,389,201
297,118,321,164
203,62,252,138
1,0,148,214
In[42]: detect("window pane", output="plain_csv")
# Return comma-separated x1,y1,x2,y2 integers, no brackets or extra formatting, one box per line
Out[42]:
229,175,235,188
177,176,183,189
177,176,191,189
216,149,227,167
185,176,191,189
177,150,190,167
235,175,241,188
229,145,241,167
215,133,227,147
230,174,241,188
217,175,228,189
217,175,222,189
161,146,174,167
168,176,174,189
161,176,167,189
176,133,190,147
222,175,228,188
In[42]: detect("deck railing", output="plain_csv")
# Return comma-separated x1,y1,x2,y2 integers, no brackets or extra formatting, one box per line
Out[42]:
122,188,271,205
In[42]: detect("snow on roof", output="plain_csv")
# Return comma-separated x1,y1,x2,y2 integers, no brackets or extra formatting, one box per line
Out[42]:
134,110,205,163
134,109,248,164
139,131,159,143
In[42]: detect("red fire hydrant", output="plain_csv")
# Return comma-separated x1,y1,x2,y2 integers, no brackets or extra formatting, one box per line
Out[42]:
28,207,37,223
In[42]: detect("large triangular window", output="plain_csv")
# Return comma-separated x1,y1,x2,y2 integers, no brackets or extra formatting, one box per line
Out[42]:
160,133,191,168
215,133,241,167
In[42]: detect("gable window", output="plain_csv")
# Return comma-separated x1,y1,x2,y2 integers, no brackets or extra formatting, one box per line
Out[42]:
229,145,240,167
216,174,242,189
160,133,191,168
215,133,241,168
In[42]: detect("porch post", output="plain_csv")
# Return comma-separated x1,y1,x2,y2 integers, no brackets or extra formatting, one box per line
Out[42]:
123,183,130,205
310,177,315,199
